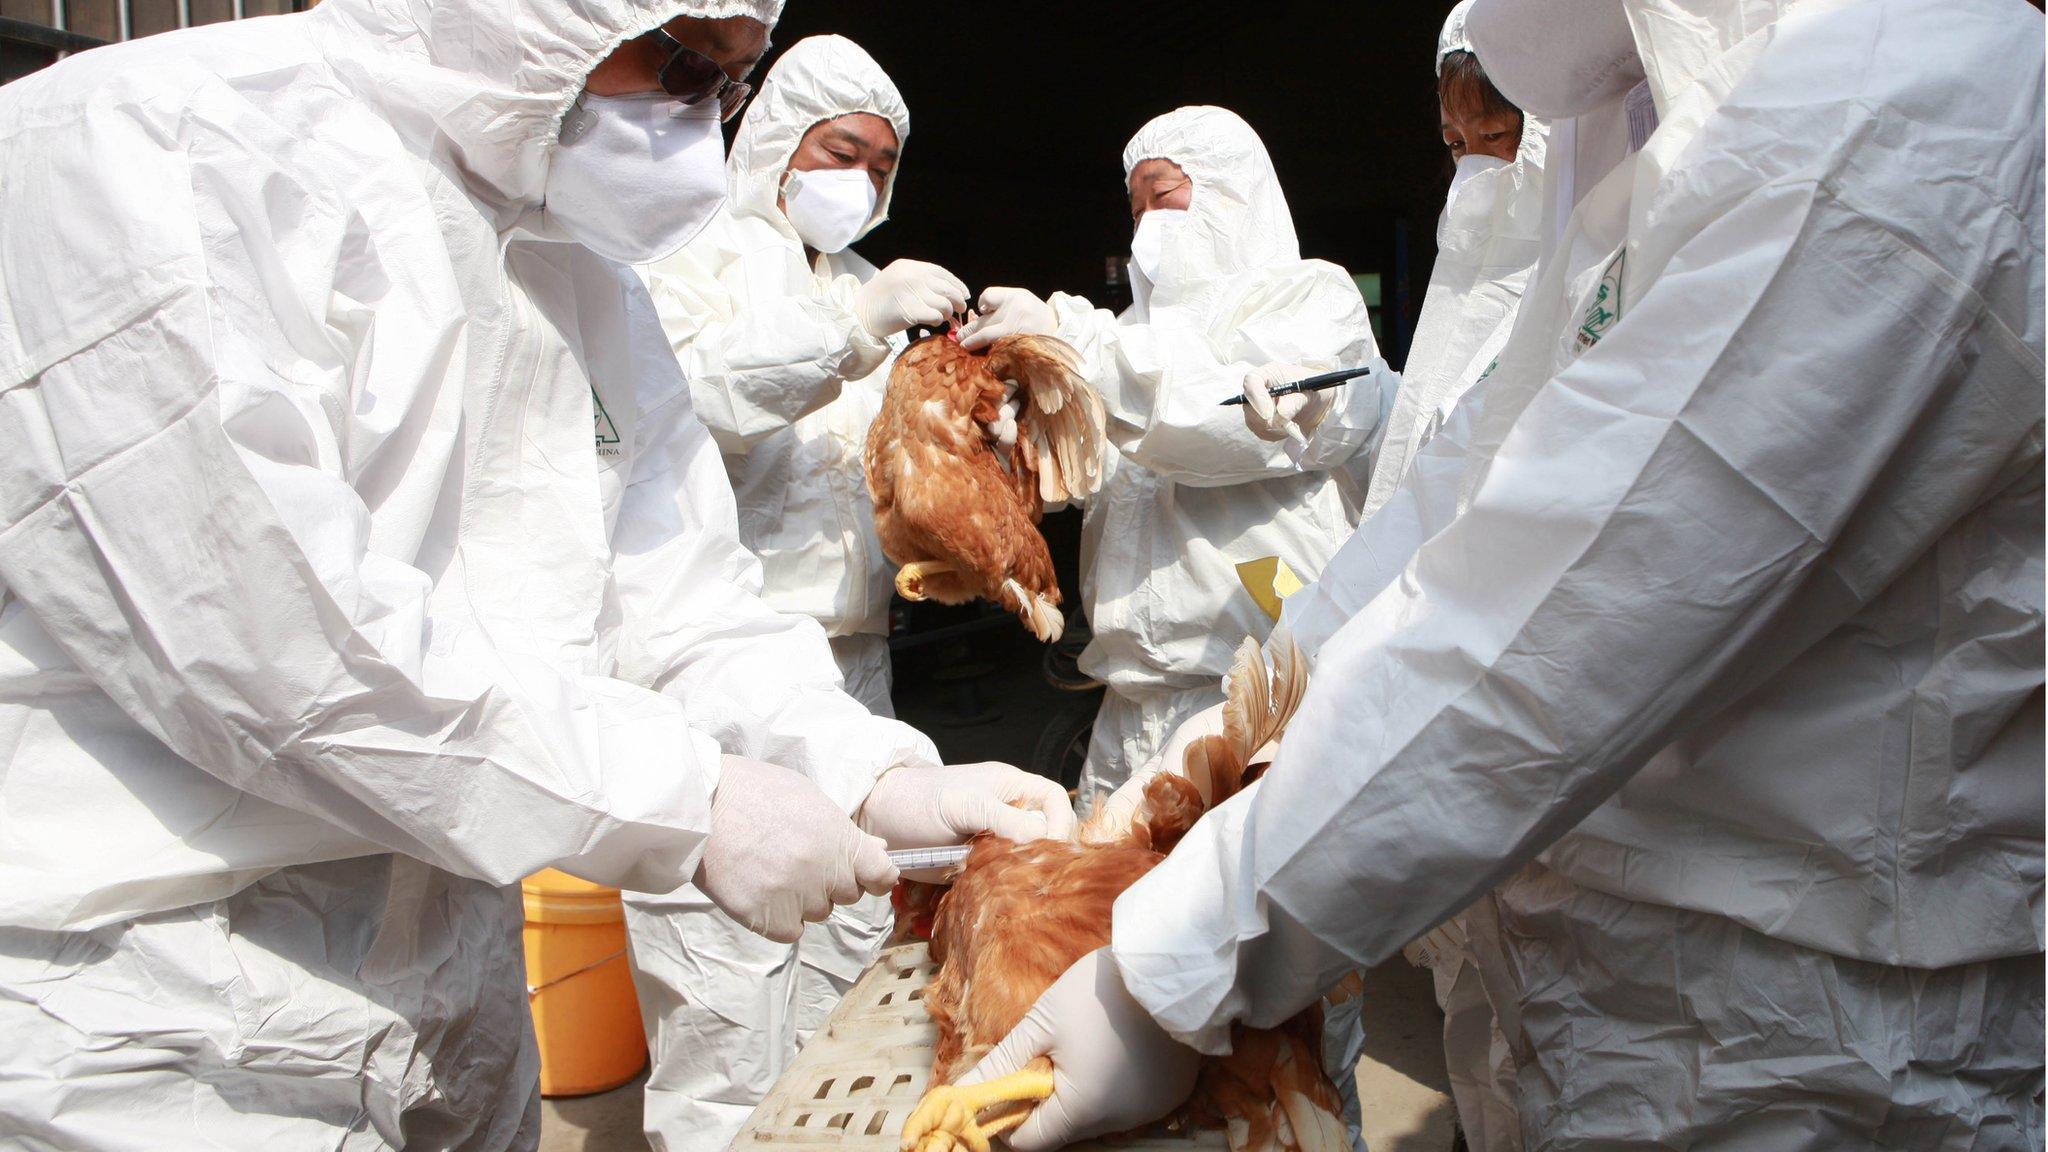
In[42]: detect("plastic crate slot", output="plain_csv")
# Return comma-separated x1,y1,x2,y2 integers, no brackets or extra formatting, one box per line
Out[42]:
732,943,1228,1150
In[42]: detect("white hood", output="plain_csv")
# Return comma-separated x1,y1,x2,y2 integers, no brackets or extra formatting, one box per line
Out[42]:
726,34,909,246
1469,0,1799,122
1622,0,1799,111
1439,0,1476,62
1121,106,1302,320
1466,0,1644,118
306,0,783,221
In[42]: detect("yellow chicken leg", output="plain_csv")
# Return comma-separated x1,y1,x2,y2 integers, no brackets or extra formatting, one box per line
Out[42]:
895,560,954,602
900,1059,1055,1152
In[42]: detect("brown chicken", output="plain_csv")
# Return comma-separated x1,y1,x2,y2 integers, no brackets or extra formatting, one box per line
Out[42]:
864,332,1105,642
900,632,1350,1152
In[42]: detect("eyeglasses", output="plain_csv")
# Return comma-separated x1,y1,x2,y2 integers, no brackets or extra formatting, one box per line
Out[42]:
644,26,752,123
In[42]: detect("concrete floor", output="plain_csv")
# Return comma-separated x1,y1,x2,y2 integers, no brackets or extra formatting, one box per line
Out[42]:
539,621,1458,1151
537,954,1455,1152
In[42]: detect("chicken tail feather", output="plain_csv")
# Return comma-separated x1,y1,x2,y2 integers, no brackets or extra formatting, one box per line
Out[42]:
1201,626,1309,806
1001,579,1065,643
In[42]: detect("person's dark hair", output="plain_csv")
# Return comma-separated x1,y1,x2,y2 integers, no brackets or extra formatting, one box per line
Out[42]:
1438,49,1522,126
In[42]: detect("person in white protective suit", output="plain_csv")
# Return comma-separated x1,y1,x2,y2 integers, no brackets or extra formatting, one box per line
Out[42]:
1361,2,1546,522
959,1,2047,1149
1363,7,1549,1150
626,35,958,1150
1105,15,1549,1146
0,1,1075,1146
957,104,1387,1149
960,106,1395,805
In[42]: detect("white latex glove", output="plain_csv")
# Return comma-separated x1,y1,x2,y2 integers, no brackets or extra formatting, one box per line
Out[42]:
957,286,1056,350
694,755,899,944
857,762,1077,862
1085,702,1227,843
854,259,970,338
956,948,1202,1152
1241,363,1336,443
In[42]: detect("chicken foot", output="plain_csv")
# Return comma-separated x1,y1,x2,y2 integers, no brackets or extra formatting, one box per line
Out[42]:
895,560,955,601
900,1058,1055,1152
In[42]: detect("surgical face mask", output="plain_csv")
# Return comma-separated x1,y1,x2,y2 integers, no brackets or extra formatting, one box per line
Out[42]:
1130,208,1186,285
782,166,879,254
1446,152,1510,212
544,94,727,264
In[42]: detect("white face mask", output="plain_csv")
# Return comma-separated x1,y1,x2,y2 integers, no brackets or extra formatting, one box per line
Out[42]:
545,94,727,264
1130,208,1186,285
782,166,880,254
1446,152,1510,212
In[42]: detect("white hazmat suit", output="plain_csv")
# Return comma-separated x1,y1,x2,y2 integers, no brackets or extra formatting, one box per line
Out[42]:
1037,105,1386,1148
627,35,911,1151
0,0,981,1145
1050,107,1391,800
1113,1,2045,1149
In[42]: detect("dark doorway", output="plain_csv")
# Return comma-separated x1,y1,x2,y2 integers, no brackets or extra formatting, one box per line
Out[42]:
766,3,1455,369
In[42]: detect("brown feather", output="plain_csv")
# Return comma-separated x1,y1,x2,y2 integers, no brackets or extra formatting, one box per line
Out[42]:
915,630,1344,1151
864,334,1104,640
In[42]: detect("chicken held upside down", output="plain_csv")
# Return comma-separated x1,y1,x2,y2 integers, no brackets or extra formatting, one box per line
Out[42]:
900,632,1349,1152
864,332,1105,642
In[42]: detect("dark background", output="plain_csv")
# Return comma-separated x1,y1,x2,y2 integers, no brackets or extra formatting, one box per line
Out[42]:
767,2,1457,368
777,4,1463,772
8,1,1460,356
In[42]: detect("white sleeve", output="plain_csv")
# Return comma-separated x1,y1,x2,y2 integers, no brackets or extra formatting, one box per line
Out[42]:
610,382,942,815
643,235,890,454
1112,184,2045,1050
1049,263,1389,488
0,142,716,896
1279,376,1479,661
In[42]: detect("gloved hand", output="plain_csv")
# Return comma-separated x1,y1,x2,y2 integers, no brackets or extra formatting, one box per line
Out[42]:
695,755,899,944
956,948,1202,1152
957,286,1057,350
1241,363,1336,442
857,761,1077,867
854,259,970,338
1084,702,1227,843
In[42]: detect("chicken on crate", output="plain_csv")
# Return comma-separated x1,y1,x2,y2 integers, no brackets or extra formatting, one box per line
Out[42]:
899,631,1351,1152
863,330,1106,642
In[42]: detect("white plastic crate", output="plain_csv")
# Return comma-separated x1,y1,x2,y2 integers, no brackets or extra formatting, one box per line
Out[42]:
734,942,1225,1149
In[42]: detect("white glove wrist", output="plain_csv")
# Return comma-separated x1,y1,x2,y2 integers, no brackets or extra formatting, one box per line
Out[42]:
1241,362,1332,444
696,755,899,943
855,259,970,338
949,948,1202,1152
957,286,1057,350
857,761,1077,853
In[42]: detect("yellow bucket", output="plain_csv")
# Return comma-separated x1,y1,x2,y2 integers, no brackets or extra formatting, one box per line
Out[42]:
521,868,648,1097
